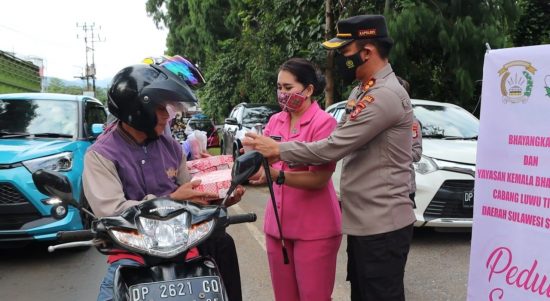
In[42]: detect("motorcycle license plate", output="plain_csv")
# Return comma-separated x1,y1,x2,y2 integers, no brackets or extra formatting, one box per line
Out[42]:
129,276,225,301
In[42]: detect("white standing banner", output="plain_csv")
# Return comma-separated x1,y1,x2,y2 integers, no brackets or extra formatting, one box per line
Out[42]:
468,44,550,301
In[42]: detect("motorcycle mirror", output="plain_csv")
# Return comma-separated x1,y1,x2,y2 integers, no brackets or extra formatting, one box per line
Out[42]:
221,151,263,206
231,150,263,185
32,169,78,208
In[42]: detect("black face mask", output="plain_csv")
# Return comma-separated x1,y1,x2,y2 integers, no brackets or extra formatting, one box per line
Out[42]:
335,50,367,85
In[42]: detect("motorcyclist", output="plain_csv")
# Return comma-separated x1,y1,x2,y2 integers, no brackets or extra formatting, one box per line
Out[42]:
82,55,244,301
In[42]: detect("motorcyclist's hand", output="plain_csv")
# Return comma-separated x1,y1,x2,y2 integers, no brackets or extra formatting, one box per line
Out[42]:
225,185,246,207
243,133,281,163
170,180,218,205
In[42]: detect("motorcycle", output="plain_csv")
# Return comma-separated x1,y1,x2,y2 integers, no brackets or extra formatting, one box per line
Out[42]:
32,151,277,301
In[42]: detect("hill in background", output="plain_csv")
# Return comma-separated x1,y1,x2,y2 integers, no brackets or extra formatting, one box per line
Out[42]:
44,77,112,89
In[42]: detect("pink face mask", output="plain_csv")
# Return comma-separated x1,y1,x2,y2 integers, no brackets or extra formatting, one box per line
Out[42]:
277,89,307,112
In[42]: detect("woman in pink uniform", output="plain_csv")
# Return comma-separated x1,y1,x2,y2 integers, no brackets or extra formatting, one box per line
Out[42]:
250,58,342,301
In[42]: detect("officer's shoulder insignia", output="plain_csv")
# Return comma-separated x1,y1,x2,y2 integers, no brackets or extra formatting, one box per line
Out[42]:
412,122,419,139
362,95,375,103
349,100,368,120
362,79,376,91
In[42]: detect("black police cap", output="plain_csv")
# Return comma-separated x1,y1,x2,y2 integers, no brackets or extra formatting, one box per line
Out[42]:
322,15,393,50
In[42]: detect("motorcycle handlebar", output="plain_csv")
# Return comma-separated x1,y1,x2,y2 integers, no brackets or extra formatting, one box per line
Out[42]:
57,230,95,243
227,213,257,225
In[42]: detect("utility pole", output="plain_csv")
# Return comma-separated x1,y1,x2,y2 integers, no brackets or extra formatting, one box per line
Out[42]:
76,22,104,96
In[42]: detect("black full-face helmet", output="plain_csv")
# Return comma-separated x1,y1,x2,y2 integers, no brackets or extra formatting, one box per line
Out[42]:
107,55,205,138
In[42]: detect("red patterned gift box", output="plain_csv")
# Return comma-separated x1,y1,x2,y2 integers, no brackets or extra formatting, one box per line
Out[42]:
192,169,232,201
186,155,233,177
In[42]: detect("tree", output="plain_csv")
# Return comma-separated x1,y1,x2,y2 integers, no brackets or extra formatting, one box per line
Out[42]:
45,78,84,95
512,0,550,46
146,0,243,65
44,78,108,104
388,0,519,111
145,0,523,120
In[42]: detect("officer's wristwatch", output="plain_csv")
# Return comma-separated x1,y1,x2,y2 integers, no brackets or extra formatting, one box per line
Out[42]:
275,170,285,185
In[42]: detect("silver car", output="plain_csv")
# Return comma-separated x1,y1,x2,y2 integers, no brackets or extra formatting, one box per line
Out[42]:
326,99,478,228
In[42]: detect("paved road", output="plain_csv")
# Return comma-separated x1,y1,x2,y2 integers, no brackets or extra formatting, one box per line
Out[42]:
0,185,471,300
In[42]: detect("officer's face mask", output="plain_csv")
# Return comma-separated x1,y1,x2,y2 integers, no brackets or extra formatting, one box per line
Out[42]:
277,89,307,112
336,49,367,85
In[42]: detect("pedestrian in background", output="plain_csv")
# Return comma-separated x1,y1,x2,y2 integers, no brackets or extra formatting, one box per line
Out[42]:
244,15,415,301
248,58,342,301
397,76,423,208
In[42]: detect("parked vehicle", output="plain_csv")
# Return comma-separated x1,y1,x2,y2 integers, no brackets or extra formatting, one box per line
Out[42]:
0,93,107,247
35,151,265,301
186,113,219,148
326,99,478,228
221,103,281,159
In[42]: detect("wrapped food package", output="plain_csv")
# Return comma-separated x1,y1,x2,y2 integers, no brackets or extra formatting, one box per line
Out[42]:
186,155,233,177
192,169,233,201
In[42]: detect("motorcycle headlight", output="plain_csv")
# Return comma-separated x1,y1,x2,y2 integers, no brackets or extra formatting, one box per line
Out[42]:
23,152,73,173
413,155,438,174
109,211,214,258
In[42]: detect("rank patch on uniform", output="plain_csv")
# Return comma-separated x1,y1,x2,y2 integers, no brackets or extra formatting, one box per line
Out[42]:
412,122,419,139
349,101,367,120
362,79,376,91
362,95,375,103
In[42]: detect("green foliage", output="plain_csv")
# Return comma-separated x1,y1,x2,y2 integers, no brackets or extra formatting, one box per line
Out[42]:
388,0,519,111
146,0,243,65
512,0,550,46
94,87,108,104
44,78,107,104
145,0,543,120
46,78,84,95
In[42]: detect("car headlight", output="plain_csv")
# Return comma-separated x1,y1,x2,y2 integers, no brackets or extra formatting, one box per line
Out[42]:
23,152,73,173
413,155,476,176
109,211,214,258
413,155,438,174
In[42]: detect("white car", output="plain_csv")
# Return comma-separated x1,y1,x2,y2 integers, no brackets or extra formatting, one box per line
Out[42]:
325,99,478,228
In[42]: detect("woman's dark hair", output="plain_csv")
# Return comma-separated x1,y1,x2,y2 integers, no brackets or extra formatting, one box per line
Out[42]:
278,58,326,96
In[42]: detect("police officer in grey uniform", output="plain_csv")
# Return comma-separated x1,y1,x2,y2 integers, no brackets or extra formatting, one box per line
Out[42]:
244,15,415,301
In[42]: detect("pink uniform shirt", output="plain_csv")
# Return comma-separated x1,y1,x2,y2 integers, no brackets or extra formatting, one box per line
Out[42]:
263,102,342,240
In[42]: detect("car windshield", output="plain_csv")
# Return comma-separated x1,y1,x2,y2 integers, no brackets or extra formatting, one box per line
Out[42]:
188,119,215,134
242,106,280,126
0,99,78,137
413,104,479,139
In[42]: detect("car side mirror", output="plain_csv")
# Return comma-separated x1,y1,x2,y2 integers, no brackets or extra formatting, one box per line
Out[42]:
225,118,239,126
91,123,104,137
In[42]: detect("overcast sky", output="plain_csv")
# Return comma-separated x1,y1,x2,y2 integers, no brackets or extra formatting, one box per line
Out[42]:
0,0,168,80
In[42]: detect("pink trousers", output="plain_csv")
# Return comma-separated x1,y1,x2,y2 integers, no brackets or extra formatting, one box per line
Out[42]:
266,234,342,301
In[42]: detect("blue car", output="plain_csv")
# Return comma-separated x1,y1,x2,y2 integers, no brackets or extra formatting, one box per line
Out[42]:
0,93,107,247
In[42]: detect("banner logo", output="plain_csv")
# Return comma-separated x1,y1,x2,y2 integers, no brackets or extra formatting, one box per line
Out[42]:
498,60,536,104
